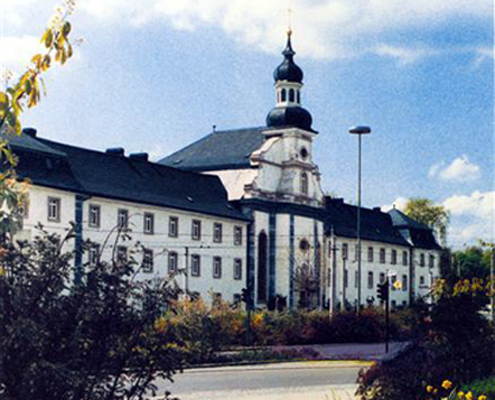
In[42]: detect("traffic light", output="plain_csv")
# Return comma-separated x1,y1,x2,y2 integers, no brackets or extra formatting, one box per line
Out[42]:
377,282,389,302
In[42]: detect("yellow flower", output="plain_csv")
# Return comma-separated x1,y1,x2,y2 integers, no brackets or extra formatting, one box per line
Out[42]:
478,396,487,400
442,380,453,390
426,385,434,393
458,392,465,399
466,392,473,400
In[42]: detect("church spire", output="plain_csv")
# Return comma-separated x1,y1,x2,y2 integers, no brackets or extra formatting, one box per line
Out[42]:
266,31,315,133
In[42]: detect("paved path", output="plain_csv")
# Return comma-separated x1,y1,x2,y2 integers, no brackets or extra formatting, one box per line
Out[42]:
154,361,369,400
264,341,407,361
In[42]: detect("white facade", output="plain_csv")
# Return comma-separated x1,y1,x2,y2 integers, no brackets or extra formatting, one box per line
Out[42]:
18,185,248,305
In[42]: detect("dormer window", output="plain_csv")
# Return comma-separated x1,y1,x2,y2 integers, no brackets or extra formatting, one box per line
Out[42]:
301,172,308,195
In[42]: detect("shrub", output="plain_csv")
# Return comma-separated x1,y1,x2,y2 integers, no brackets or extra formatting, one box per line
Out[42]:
0,230,185,400
356,284,495,400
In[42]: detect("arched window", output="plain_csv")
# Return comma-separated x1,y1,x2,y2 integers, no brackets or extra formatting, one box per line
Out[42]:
301,172,308,195
281,89,287,102
297,90,300,103
257,231,268,303
289,88,295,102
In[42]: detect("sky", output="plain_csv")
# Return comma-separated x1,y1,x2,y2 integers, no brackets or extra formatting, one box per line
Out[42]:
1,0,494,249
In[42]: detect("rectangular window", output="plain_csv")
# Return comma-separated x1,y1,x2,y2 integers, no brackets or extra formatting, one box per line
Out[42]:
342,243,348,260
88,243,100,266
142,248,154,273
117,209,128,229
420,276,425,285
379,248,386,264
213,223,223,243
168,251,178,274
191,254,201,277
191,219,201,240
144,213,154,234
117,245,127,263
89,204,101,228
402,251,408,266
169,216,178,238
391,249,397,265
367,247,373,262
234,258,242,280
233,293,241,305
234,226,243,245
402,274,408,291
47,197,61,222
368,271,374,289
379,272,385,284
429,255,435,269
213,256,222,279
420,253,425,267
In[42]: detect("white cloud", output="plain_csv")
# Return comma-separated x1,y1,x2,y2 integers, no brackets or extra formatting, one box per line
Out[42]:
76,0,491,61
443,191,495,245
429,155,481,182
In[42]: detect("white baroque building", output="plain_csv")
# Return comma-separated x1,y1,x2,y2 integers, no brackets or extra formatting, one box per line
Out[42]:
12,32,442,310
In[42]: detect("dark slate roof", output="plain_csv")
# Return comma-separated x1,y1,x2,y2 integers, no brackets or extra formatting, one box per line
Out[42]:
11,133,66,157
10,133,248,221
324,198,410,247
388,209,442,250
266,106,315,133
11,134,84,193
387,208,430,230
158,127,267,171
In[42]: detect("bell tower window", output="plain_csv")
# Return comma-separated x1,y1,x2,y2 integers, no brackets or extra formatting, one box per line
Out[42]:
301,172,308,195
297,90,300,103
281,89,287,102
289,88,295,102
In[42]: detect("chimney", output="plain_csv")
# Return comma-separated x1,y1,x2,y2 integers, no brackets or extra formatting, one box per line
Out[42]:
105,147,125,156
22,127,37,138
129,152,149,162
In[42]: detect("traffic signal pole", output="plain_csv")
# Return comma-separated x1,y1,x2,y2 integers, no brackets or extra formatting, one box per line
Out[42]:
385,276,390,353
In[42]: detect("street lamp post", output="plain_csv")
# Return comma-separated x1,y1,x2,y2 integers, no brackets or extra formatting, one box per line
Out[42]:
349,125,372,315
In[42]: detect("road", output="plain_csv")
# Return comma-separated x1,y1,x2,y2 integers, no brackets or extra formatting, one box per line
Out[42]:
154,361,369,400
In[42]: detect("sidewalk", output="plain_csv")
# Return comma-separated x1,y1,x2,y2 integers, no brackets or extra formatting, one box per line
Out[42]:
266,341,408,361
219,341,408,363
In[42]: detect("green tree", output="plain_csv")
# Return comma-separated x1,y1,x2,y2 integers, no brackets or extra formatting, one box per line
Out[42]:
0,227,185,400
404,198,450,245
453,246,491,279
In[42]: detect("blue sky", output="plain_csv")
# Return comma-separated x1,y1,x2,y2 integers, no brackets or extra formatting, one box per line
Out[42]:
1,0,493,248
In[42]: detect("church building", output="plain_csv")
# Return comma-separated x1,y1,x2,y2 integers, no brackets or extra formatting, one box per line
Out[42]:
11,32,442,311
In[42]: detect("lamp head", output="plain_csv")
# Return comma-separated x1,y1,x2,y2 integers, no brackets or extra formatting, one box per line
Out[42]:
349,126,371,135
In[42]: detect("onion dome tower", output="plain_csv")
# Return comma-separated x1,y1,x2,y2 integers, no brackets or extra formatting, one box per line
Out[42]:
266,30,315,132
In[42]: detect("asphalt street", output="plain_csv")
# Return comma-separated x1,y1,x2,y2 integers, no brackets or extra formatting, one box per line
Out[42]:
154,361,369,400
